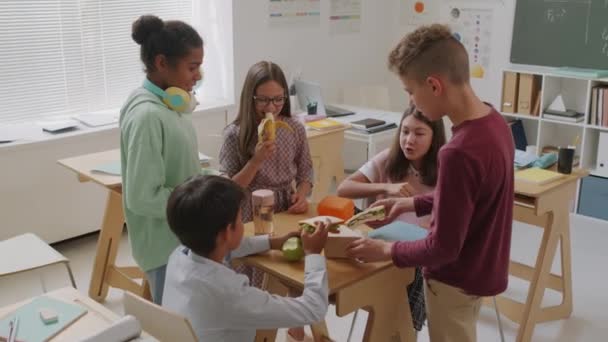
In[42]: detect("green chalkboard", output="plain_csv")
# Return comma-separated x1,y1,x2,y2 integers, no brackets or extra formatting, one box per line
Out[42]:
511,0,608,70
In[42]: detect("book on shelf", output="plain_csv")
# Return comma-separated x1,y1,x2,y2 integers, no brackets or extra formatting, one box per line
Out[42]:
543,108,580,117
591,87,599,125
590,86,608,127
532,88,541,116
542,113,585,123
508,119,528,151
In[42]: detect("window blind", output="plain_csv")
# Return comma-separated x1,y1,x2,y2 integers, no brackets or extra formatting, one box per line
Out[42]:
0,0,192,123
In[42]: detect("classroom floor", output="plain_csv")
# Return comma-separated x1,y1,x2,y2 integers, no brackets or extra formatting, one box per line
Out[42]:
1,215,607,341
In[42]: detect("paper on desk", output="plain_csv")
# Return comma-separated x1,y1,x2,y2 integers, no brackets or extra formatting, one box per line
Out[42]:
515,149,538,168
73,112,118,127
198,152,212,162
36,119,79,133
0,123,41,142
92,161,121,176
91,154,209,176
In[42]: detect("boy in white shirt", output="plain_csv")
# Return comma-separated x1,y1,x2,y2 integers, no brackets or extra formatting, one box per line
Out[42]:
162,175,329,342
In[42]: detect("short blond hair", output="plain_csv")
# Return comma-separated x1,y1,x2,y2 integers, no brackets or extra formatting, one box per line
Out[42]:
388,24,469,84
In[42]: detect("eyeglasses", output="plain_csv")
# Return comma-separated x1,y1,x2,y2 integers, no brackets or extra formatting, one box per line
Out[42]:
253,95,286,106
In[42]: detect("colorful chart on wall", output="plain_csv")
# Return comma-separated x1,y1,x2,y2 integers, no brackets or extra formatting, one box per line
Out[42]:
400,0,440,26
329,0,361,34
442,6,494,79
268,0,321,27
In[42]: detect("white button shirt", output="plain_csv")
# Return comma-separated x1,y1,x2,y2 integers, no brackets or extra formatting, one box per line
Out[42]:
162,235,329,342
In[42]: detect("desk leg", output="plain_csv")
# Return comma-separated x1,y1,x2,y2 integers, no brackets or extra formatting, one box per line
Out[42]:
89,190,124,302
517,211,563,342
557,213,573,318
309,131,346,203
311,321,332,342
334,266,416,342
330,133,345,186
255,275,288,342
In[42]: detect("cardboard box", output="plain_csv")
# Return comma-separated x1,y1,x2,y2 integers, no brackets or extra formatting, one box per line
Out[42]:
324,226,364,259
501,71,520,113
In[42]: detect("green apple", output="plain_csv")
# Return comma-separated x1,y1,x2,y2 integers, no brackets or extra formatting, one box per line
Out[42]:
282,236,305,262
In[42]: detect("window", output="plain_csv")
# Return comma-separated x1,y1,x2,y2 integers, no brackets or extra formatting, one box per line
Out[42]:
192,0,234,104
0,0,221,124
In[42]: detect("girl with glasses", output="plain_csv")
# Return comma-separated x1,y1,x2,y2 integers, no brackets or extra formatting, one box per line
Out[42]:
220,61,313,222
219,61,314,341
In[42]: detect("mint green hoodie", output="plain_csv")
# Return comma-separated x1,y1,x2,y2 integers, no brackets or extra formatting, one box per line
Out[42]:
119,86,200,272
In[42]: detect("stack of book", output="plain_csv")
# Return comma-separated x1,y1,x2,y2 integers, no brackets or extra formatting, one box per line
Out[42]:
590,85,608,127
349,118,397,134
542,109,584,123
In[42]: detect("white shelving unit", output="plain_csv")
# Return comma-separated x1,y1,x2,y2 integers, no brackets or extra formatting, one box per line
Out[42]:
501,66,608,220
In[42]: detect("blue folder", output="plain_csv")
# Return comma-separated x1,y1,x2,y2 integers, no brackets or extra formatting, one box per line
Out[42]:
0,296,87,342
367,221,429,241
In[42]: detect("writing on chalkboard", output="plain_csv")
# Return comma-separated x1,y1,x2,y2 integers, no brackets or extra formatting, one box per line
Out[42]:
546,7,567,23
602,27,608,56
546,1,593,43
511,0,608,70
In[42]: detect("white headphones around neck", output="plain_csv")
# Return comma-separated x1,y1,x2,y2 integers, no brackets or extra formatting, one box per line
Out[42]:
143,78,191,112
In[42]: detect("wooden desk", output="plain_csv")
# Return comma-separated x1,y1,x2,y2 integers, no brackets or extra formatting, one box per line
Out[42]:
58,129,346,303
491,169,588,342
0,287,149,341
58,149,150,302
239,209,416,342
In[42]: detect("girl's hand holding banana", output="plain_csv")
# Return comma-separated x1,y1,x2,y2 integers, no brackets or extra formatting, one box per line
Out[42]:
253,139,276,164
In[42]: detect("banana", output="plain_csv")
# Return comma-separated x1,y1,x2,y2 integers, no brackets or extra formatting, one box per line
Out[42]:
258,112,294,141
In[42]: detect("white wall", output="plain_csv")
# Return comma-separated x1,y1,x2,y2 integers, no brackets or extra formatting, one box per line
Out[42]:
0,109,229,243
231,0,404,119
231,0,517,117
394,0,517,111
193,0,235,103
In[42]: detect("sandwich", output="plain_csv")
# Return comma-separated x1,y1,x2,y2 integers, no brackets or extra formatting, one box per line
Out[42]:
345,206,386,227
298,216,343,233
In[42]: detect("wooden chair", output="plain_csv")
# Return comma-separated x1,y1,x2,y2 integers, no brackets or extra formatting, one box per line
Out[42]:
0,233,76,291
123,291,198,342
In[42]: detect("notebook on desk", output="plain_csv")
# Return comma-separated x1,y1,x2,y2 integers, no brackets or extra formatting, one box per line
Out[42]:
92,161,121,176
352,122,397,134
305,118,346,131
0,296,87,342
350,118,386,130
515,167,565,185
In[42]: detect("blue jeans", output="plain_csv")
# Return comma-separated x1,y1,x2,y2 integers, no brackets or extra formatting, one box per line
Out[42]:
145,265,167,305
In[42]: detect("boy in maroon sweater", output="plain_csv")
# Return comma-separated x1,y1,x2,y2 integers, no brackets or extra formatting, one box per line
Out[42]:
346,24,514,341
